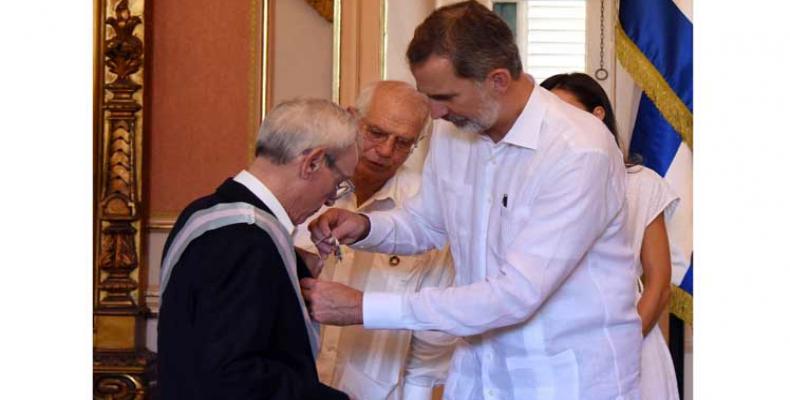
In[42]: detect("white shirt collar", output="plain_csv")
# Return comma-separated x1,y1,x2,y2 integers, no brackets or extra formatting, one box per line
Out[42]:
364,171,399,205
501,74,545,150
233,170,295,234
355,167,421,211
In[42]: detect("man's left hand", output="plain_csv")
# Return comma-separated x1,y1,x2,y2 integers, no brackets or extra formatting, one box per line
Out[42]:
300,278,363,325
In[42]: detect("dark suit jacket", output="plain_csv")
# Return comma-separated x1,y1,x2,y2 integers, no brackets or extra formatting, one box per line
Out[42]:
158,178,347,400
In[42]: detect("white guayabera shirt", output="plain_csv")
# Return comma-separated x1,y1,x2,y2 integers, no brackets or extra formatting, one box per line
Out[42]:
295,168,457,400
355,81,642,400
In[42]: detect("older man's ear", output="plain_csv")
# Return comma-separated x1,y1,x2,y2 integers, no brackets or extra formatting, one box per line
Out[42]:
298,147,326,180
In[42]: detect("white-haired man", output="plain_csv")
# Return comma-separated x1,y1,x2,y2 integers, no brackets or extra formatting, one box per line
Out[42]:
158,98,356,399
294,81,456,400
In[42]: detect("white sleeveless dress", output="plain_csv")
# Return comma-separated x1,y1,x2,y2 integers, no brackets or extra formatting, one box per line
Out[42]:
625,166,681,400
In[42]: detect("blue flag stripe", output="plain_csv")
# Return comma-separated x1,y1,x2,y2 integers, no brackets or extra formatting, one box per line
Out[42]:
629,94,683,177
619,0,693,111
680,256,693,295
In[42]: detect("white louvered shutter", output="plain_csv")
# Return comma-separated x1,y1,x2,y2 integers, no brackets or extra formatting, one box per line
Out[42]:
493,0,587,84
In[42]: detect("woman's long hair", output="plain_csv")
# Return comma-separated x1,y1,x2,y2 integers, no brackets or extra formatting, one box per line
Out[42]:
541,72,641,167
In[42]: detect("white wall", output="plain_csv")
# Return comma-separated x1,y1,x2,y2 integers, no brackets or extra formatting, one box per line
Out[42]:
385,0,434,84
271,0,334,104
383,0,435,173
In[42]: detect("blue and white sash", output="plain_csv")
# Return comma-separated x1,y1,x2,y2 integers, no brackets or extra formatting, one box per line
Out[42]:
159,202,319,359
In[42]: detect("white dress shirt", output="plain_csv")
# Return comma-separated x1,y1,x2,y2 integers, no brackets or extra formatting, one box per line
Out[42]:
294,167,456,400
233,170,295,234
354,83,642,400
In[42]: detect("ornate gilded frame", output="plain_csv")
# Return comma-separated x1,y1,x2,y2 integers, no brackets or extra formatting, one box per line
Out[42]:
93,0,154,398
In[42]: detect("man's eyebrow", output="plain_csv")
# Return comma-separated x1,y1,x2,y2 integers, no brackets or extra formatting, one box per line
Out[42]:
367,122,416,143
366,122,395,138
366,122,387,132
426,93,457,101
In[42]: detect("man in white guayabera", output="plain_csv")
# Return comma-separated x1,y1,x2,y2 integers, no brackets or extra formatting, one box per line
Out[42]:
299,2,642,399
294,81,456,400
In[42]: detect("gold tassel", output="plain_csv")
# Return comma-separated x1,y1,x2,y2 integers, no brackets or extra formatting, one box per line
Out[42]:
615,22,693,150
670,285,693,325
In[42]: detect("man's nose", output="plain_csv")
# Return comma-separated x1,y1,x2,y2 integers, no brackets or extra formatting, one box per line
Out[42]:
375,136,396,158
430,101,448,119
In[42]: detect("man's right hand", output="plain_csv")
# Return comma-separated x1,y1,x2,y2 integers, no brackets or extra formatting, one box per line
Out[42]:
308,208,370,258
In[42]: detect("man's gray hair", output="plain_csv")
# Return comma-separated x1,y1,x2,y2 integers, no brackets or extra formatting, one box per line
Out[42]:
255,98,358,164
355,81,432,140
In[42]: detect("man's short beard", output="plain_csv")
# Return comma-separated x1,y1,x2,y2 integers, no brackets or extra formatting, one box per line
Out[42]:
444,90,500,134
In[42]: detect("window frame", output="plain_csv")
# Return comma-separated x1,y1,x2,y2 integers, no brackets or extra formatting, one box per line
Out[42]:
490,0,616,102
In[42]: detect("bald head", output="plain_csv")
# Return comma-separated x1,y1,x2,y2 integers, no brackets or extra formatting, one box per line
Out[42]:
358,81,430,127
353,81,431,192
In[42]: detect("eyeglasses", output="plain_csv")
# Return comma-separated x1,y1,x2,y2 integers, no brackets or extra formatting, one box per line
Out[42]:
361,119,420,155
324,154,355,200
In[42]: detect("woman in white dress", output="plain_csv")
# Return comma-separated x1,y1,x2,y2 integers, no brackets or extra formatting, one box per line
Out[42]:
541,72,680,400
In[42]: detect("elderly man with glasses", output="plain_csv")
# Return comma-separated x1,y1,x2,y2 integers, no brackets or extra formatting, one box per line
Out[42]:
157,98,356,400
294,81,457,400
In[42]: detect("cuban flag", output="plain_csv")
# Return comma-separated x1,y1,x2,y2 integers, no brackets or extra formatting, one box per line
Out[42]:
616,0,693,324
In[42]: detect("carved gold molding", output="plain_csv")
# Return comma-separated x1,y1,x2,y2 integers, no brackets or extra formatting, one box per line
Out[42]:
96,0,144,311
147,212,177,231
306,0,334,23
94,0,154,397
94,362,149,400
